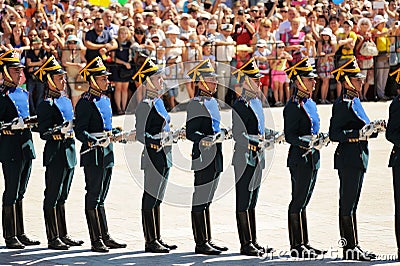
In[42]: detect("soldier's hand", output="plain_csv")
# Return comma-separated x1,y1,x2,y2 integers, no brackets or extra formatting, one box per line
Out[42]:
10,117,24,130
359,123,374,140
60,120,73,134
95,137,110,148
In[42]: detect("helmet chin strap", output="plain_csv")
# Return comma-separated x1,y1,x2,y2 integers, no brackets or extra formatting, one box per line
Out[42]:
3,66,16,87
47,73,57,89
90,75,102,92
344,75,356,90
199,76,214,95
243,76,257,98
296,75,308,92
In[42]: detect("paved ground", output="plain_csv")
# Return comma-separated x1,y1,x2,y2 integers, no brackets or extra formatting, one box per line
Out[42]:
0,101,399,265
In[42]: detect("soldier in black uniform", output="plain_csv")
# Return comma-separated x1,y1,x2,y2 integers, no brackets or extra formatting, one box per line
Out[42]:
0,50,40,249
75,56,126,252
283,58,326,258
330,58,379,261
134,58,177,253
34,56,83,249
231,58,273,256
186,59,228,255
386,67,400,260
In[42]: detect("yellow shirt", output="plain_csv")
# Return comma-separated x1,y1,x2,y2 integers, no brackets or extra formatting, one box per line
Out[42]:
337,31,357,58
372,28,390,53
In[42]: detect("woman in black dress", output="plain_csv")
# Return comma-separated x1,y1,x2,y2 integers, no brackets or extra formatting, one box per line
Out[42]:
110,26,132,115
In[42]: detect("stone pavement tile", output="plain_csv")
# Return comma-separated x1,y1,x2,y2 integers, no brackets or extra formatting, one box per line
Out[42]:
0,102,399,265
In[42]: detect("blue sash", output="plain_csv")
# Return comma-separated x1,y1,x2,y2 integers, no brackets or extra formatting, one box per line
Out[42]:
54,96,74,121
351,97,370,125
301,98,320,135
203,97,221,133
7,87,29,119
94,96,112,131
249,98,265,135
154,97,170,132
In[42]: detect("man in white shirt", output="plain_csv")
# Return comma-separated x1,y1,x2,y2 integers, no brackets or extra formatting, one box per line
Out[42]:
277,7,304,41
102,9,119,38
214,24,236,102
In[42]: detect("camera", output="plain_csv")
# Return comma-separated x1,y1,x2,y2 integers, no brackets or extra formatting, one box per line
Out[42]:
238,9,244,15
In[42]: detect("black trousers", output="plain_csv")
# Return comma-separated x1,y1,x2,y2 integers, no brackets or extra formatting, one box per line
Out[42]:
192,162,221,212
43,163,74,210
393,166,400,216
288,164,318,214
234,162,261,212
2,159,32,206
338,166,364,216
84,166,112,209
142,163,170,210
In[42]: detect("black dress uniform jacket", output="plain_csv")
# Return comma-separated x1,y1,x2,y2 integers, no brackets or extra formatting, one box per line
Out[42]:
136,100,172,170
74,95,114,168
0,88,35,162
387,95,400,167
186,99,223,172
284,99,320,170
37,99,76,168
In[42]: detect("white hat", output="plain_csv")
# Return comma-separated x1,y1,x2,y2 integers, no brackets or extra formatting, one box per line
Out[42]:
180,13,192,19
165,24,180,35
320,27,333,38
199,12,211,20
220,24,233,31
373,15,387,27
256,39,268,47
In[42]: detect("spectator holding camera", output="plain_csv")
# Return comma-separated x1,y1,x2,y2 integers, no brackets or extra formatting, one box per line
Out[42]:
281,17,305,65
233,8,255,45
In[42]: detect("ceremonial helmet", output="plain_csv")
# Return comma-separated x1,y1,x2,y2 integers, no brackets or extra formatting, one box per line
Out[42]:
186,59,217,95
285,57,317,98
331,57,365,92
33,56,66,88
232,57,263,96
79,56,111,93
0,50,24,83
132,57,164,97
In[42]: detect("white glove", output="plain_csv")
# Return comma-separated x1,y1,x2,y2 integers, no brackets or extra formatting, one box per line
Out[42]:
160,131,174,147
60,120,73,134
11,117,25,130
311,138,324,150
262,139,274,151
359,123,374,140
95,137,110,148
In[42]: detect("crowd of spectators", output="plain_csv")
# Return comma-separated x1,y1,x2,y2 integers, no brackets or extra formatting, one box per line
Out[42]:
1,0,400,113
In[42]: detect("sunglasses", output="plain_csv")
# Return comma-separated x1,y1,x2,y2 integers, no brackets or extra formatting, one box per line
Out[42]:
251,10,258,12
65,29,74,33
263,25,271,28
68,41,77,44
280,10,288,13
277,46,285,48
29,34,37,37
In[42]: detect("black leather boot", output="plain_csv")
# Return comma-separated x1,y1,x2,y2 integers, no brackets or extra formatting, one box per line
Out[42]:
44,208,69,250
56,204,83,246
236,211,261,256
205,208,228,251
249,208,274,253
16,200,40,246
85,209,108,253
192,211,221,255
396,215,400,261
142,209,169,253
154,205,177,250
97,206,126,249
340,215,370,261
300,209,326,255
352,213,376,259
288,213,317,258
2,205,24,249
